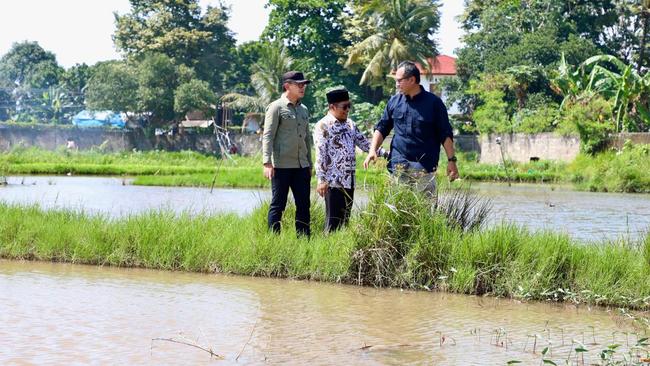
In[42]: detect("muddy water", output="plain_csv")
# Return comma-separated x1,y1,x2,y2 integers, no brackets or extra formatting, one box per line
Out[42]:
1,176,650,241
0,176,269,217
476,183,650,242
0,261,644,365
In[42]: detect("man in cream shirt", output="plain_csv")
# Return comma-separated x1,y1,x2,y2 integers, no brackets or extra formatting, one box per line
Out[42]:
262,71,313,237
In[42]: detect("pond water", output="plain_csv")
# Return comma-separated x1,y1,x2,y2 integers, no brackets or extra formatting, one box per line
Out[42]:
1,176,649,242
475,182,650,242
0,176,269,217
0,176,650,241
0,260,644,365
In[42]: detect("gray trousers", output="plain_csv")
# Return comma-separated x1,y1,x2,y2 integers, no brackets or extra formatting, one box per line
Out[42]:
393,165,437,196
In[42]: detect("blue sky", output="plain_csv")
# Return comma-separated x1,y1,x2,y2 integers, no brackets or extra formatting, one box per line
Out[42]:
0,0,465,68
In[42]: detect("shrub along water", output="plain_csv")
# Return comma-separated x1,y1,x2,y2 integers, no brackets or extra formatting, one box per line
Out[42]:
568,143,650,193
1,181,649,310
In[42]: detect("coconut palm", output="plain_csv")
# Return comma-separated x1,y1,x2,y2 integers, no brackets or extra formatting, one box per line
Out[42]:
221,44,294,113
344,0,441,86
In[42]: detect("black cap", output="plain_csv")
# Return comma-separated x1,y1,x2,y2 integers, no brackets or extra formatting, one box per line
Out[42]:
326,88,349,104
282,71,311,84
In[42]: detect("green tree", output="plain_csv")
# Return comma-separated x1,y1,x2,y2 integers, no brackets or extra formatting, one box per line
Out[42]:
226,41,265,95
85,61,138,113
0,42,65,122
0,85,12,121
454,0,621,124
467,73,513,134
263,0,349,78
113,0,235,92
344,0,441,86
61,63,93,115
0,41,63,89
221,43,294,113
174,79,216,116
136,53,179,123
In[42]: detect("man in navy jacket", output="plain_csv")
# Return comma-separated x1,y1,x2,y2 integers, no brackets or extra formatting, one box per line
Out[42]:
363,61,459,193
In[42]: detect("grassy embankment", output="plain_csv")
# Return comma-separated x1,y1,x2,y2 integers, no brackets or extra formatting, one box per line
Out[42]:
0,147,387,188
1,145,650,192
1,181,649,311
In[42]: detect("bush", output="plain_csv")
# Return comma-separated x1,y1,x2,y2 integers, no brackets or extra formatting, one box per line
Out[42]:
560,96,614,154
568,144,650,193
472,90,512,134
512,104,558,133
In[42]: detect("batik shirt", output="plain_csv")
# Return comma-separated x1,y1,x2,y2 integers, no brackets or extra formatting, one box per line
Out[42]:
314,113,370,189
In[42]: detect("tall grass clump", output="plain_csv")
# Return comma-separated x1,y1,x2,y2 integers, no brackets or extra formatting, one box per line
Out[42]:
2,180,650,309
349,180,491,288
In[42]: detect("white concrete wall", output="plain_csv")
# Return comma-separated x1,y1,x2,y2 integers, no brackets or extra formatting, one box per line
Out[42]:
478,133,581,163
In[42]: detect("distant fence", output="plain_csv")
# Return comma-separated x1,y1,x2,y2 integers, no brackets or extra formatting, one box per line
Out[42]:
609,133,650,149
0,123,262,156
2,123,650,162
469,133,581,164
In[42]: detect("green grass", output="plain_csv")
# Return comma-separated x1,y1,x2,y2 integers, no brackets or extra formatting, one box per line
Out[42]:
1,181,649,310
2,145,650,192
568,144,650,193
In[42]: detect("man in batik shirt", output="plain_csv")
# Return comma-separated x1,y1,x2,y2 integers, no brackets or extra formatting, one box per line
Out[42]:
314,89,370,232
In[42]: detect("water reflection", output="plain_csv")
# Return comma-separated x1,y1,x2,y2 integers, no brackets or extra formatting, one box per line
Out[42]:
0,261,640,365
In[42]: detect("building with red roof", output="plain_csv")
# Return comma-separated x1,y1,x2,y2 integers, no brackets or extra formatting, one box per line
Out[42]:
416,55,460,114
416,54,457,94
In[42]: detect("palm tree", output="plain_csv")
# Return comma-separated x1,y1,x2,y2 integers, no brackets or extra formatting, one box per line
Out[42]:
221,44,294,113
344,0,441,86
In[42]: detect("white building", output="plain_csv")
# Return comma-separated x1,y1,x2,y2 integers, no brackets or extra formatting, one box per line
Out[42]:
416,55,461,115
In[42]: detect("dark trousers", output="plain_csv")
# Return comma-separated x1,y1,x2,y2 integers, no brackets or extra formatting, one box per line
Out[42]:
268,167,311,236
325,186,354,232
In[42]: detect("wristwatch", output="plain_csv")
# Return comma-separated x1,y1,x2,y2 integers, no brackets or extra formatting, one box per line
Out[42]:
447,156,457,163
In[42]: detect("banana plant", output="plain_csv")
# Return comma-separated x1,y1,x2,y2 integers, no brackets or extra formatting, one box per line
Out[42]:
39,86,72,123
552,54,650,132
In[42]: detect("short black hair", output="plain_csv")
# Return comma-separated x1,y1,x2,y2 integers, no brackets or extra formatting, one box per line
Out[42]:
397,61,420,83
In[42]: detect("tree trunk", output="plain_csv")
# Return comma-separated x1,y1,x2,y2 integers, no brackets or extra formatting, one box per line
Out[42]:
639,2,650,73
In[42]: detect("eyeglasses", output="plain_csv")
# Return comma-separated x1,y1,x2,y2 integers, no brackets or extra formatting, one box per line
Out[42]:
288,82,307,89
336,102,352,110
395,76,412,84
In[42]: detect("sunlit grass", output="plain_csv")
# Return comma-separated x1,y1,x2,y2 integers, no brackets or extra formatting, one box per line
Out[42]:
2,145,650,192
1,181,649,310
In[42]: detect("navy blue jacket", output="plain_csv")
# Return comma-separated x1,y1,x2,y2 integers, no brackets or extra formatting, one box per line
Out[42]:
375,86,453,173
